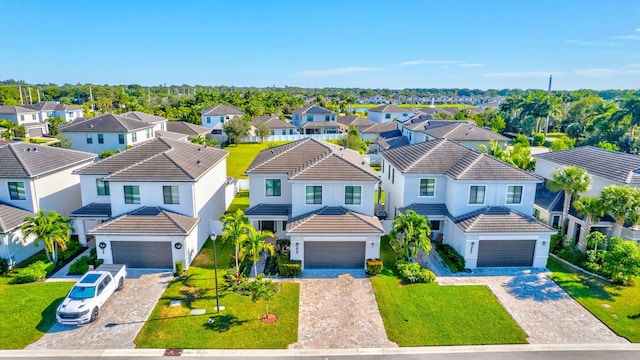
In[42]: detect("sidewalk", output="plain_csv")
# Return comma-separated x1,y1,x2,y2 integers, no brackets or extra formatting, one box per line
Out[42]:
45,248,92,282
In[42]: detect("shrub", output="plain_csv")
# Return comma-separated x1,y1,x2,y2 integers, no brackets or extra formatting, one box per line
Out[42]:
0,258,9,274
549,233,564,254
15,260,51,283
583,250,606,274
602,238,640,285
557,246,585,266
277,255,301,276
69,256,90,275
532,132,545,146
175,260,184,276
396,261,436,283
58,239,84,262
366,258,383,275
436,244,465,272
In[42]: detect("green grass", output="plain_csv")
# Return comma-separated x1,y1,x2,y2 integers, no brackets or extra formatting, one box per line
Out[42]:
135,239,299,349
225,190,250,214
547,257,640,342
351,104,473,109
224,141,291,179
374,190,385,204
371,238,527,346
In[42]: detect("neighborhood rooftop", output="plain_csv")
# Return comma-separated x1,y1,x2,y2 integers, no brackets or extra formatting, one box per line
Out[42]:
0,203,35,233
200,104,243,116
0,142,95,178
20,101,82,112
165,121,211,136
368,104,408,113
59,113,153,133
424,122,510,141
292,105,333,115
0,105,38,114
454,206,556,233
286,206,384,234
121,111,167,124
252,116,296,129
88,207,199,235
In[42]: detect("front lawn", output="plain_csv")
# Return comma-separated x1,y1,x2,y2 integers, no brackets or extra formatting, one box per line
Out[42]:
371,239,527,346
224,141,291,179
225,190,249,214
135,239,299,349
547,257,640,342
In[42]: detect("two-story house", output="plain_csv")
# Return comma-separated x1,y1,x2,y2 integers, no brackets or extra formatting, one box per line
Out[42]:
200,104,244,134
59,113,155,154
0,105,47,138
0,142,95,265
121,111,167,132
380,139,555,268
166,121,212,139
244,138,384,270
336,115,376,138
291,105,339,135
70,137,229,270
250,116,298,136
21,101,84,123
422,122,509,150
368,104,413,123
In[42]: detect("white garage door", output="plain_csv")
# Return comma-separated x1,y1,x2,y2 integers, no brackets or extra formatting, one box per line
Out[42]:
304,241,365,268
477,240,535,267
111,241,173,269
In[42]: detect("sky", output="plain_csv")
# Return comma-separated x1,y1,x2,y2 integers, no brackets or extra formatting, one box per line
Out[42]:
2,0,640,90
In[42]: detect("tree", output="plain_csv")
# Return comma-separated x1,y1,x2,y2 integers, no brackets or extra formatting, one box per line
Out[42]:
550,136,575,151
221,209,250,277
600,185,639,238
46,116,66,137
611,94,640,152
389,210,432,261
250,274,281,321
546,166,590,236
240,227,275,277
222,116,251,145
189,135,219,147
20,210,72,263
255,123,271,143
602,237,640,285
573,197,604,252
337,126,368,154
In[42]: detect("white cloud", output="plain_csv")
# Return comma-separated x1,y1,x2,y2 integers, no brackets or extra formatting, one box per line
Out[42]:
459,63,484,67
573,68,617,77
426,60,461,64
396,60,425,66
483,71,560,78
612,35,640,40
567,39,619,46
636,28,640,32
624,69,640,75
298,67,382,76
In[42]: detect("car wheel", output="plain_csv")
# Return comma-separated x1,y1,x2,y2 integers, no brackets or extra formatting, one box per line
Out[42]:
90,307,99,322
117,278,124,291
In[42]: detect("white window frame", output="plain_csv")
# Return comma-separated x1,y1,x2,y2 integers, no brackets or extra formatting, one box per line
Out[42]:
468,185,486,205
505,185,524,205
305,185,323,205
265,178,282,197
418,178,436,198
344,185,362,206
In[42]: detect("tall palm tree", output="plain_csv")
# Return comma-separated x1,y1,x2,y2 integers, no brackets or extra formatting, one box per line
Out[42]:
573,197,604,252
600,185,637,238
20,210,71,263
546,166,590,236
611,94,640,153
240,227,275,277
221,209,250,277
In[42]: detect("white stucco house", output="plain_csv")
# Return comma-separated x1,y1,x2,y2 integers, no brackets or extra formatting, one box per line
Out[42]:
250,116,298,136
291,105,339,134
380,139,555,268
121,111,167,132
0,142,95,266
70,137,229,270
200,104,244,135
368,104,413,123
0,105,47,138
21,101,84,123
244,138,384,271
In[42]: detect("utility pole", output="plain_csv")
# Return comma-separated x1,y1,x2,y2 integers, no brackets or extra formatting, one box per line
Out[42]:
89,86,95,111
28,87,33,104
148,88,151,103
18,86,23,105
544,75,552,139
37,88,41,102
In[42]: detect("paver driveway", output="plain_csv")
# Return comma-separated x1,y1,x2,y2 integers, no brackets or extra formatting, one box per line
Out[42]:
27,270,171,349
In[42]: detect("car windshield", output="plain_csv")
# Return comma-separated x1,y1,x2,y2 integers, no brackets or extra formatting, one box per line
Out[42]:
68,286,96,299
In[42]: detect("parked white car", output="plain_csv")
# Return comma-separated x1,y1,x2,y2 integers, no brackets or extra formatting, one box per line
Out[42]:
56,264,126,325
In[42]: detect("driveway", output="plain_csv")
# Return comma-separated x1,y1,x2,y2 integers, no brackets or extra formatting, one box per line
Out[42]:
27,270,171,349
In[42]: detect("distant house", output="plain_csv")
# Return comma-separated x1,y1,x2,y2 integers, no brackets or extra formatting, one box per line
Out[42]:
200,104,244,135
59,113,155,154
21,101,84,123
121,111,167,132
337,115,376,134
0,142,95,265
0,105,46,138
291,105,339,134
360,121,397,143
368,104,413,123
250,116,298,136
166,121,211,139
422,122,509,150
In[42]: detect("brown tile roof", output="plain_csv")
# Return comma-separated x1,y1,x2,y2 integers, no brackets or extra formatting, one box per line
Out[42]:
534,146,640,184
59,113,153,133
0,203,35,233
424,123,509,141
287,207,384,234
155,130,188,141
369,104,410,113
251,116,296,129
89,207,198,235
301,121,340,128
75,137,228,181
292,105,334,115
378,136,410,150
0,106,38,114
201,104,243,116
246,138,378,181
337,115,376,128
166,121,211,137
454,207,555,233
21,101,82,112
121,111,167,124
361,121,396,134
0,142,95,178
381,139,540,181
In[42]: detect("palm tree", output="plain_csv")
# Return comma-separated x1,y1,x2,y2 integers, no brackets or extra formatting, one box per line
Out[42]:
611,94,640,152
20,210,72,263
600,185,637,238
573,197,604,252
546,166,590,236
389,210,432,261
240,227,275,277
221,209,250,277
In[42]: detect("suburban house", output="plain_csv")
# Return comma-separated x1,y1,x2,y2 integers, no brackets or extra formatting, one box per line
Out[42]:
250,116,298,136
368,104,413,123
121,111,167,132
380,139,555,268
533,146,640,243
0,142,95,265
244,138,384,270
166,121,212,139
360,121,397,143
200,104,244,134
0,105,47,138
291,105,339,134
21,101,84,123
70,137,229,270
422,122,509,150
59,113,155,154
337,115,376,134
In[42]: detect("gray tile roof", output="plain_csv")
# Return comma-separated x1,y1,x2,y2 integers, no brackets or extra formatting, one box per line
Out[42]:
287,206,384,234
424,123,509,141
155,130,188,141
369,104,409,113
251,116,296,129
201,104,243,116
292,105,334,115
0,203,35,233
534,146,640,184
0,106,38,114
70,203,112,218
337,115,376,128
398,203,451,217
246,137,378,181
75,137,228,181
21,101,82,112
381,139,541,181
534,183,563,212
378,135,410,150
301,121,340,128
120,111,167,124
0,142,95,178
59,113,153,133
245,204,292,217
166,121,211,137
361,121,396,134
454,207,555,233
89,207,198,235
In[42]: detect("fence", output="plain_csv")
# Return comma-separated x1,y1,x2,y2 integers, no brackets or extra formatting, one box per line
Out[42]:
240,133,343,143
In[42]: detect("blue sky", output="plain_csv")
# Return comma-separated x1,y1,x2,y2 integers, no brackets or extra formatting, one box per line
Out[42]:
2,0,640,90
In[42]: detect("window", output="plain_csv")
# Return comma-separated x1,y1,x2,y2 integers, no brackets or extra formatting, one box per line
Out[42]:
385,113,391,119
118,134,125,144
552,215,561,228
381,160,385,173
220,116,224,123
387,165,391,179
163,185,179,204
19,115,24,121
281,129,286,135
206,117,211,124
259,221,276,232
146,128,152,139
506,185,523,204
32,114,37,120
533,208,540,218
306,115,313,122
289,129,294,135
325,115,331,122
86,134,93,144
402,113,408,117
97,134,104,144
430,220,441,231
331,115,335,121
392,168,395,184
131,132,137,142
305,186,322,204
8,182,26,200
345,186,362,205
96,179,110,196
266,179,281,197
123,185,140,204
469,185,486,204
419,179,436,197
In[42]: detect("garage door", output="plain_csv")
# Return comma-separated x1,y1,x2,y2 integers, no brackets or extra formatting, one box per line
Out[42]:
111,241,173,269
304,241,365,269
477,240,535,267
28,127,43,138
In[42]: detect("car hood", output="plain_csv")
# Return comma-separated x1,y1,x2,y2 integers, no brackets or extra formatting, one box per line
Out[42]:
57,297,93,313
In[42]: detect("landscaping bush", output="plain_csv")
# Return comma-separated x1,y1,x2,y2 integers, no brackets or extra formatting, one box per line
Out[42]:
583,250,605,274
58,239,83,262
366,258,383,275
532,132,545,146
549,233,564,254
277,255,301,276
68,250,104,275
0,257,9,274
175,260,184,276
436,244,465,272
396,261,436,283
557,246,585,266
602,238,640,285
264,254,278,275
15,260,52,283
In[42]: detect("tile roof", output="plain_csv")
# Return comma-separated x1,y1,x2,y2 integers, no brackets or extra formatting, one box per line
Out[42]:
337,115,376,128
398,203,451,217
361,121,396,134
301,121,340,128
59,113,153,133
286,206,384,234
0,106,38,114
245,204,292,217
74,137,228,181
454,207,555,233
245,137,378,181
166,121,211,136
378,135,410,150
424,123,509,141
381,139,541,181
70,203,112,218
0,203,35,233
21,101,82,112
0,142,95,178
88,207,198,235
251,116,296,129
120,111,167,124
155,130,188,141
534,146,640,184
201,104,243,116
534,183,564,212
292,105,334,115
369,104,409,113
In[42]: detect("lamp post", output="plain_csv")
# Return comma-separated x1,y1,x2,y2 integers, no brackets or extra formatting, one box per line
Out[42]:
211,232,224,312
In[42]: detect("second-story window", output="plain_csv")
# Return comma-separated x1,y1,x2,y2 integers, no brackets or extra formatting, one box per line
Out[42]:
305,186,322,204
325,115,330,122
385,113,391,119
266,179,281,197
345,186,361,205
419,179,435,197
86,134,93,144
118,134,125,144
96,179,110,196
163,185,179,204
146,128,152,139
8,182,26,200
124,185,140,204
469,185,486,204
131,132,137,142
206,117,211,124
506,185,523,204
306,115,313,122
98,134,104,144
220,116,225,123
